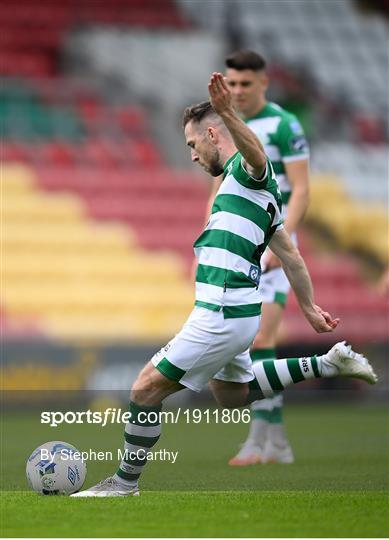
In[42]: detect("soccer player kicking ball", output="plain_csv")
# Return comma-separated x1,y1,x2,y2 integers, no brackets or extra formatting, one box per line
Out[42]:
72,73,377,497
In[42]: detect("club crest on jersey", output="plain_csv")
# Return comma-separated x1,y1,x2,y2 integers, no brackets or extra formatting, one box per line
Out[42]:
248,265,261,286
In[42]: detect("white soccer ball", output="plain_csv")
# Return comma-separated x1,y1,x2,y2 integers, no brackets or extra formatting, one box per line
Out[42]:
26,441,87,495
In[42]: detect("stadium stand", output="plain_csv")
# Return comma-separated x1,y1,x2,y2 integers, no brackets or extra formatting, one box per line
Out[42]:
65,1,387,260
306,177,388,266
0,0,189,77
179,0,387,118
3,164,196,341
36,167,207,260
283,239,388,345
310,143,388,204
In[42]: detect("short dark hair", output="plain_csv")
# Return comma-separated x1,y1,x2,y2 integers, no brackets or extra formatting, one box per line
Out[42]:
182,100,217,128
225,49,266,71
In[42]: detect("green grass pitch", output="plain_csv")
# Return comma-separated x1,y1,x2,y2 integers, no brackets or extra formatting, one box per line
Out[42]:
1,403,388,537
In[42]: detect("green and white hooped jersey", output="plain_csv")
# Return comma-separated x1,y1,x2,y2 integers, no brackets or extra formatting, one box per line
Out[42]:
193,152,283,319
245,102,309,217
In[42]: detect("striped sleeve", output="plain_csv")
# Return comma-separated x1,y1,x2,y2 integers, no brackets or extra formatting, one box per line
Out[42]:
232,156,273,190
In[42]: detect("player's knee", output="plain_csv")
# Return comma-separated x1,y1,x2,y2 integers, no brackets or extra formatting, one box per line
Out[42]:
132,370,153,394
131,365,166,404
131,363,181,405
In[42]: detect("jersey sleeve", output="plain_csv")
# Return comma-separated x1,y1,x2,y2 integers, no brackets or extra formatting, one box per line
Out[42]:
275,115,309,162
232,155,273,190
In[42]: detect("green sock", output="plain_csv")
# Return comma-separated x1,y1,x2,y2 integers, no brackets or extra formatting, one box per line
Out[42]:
253,356,320,397
114,401,161,487
250,349,283,415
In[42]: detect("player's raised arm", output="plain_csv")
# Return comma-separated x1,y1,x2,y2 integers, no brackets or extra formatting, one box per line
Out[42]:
268,228,340,333
208,72,267,179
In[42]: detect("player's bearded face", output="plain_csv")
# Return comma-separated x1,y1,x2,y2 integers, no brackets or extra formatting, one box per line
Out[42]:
203,145,224,177
185,123,223,177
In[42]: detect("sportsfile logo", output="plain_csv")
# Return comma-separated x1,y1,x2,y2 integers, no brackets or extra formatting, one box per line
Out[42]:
41,408,251,427
40,408,180,428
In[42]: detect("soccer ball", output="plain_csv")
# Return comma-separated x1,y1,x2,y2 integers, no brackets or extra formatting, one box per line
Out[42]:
26,441,86,495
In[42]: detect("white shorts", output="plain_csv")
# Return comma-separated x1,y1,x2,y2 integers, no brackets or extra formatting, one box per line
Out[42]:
151,306,260,392
259,267,290,307
260,232,296,307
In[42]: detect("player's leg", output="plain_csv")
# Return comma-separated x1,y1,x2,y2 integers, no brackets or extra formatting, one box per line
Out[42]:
213,338,270,464
113,361,184,491
72,362,183,497
251,301,293,464
72,306,258,497
73,321,377,497
250,341,377,396
229,271,291,465
211,341,377,409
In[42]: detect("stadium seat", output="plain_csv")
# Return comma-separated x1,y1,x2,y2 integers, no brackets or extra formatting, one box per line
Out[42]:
0,0,190,77
307,177,388,265
2,165,194,340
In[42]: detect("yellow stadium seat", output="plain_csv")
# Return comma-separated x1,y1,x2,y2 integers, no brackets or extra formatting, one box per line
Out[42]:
307,175,387,264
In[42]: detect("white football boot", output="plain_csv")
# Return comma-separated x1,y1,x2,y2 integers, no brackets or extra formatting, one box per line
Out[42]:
71,477,139,497
228,442,266,466
263,440,294,464
320,341,378,384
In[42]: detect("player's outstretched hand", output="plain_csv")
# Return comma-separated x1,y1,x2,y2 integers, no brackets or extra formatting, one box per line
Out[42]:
304,304,340,333
208,72,233,116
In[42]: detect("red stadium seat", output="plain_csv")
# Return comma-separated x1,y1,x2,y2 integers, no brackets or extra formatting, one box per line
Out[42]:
35,143,79,167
